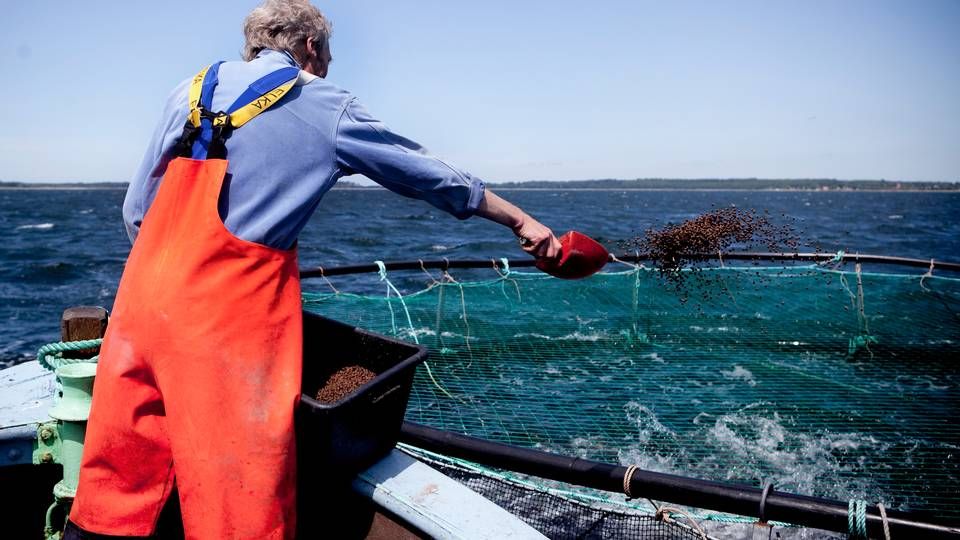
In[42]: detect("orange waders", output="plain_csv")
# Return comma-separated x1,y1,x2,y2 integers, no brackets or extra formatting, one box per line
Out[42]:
70,63,303,538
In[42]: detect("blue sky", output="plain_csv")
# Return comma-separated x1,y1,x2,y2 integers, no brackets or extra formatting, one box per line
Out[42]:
1,0,957,183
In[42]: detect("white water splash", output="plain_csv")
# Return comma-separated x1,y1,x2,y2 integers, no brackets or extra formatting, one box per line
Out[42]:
624,401,678,445
16,223,54,230
721,364,757,386
695,403,887,498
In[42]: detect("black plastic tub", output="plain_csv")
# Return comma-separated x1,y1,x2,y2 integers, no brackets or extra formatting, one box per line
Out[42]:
297,311,427,480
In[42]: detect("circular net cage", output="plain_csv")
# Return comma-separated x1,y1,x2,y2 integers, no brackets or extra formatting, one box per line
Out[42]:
302,260,960,529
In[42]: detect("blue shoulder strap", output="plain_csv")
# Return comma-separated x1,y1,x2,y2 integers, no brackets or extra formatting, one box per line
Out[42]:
226,67,301,114
190,61,224,159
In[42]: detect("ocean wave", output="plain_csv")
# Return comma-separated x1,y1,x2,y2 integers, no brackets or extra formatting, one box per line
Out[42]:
642,352,665,363
512,331,608,342
399,326,478,342
16,223,54,230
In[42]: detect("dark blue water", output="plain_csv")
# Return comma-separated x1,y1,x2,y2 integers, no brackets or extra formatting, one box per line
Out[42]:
3,188,959,365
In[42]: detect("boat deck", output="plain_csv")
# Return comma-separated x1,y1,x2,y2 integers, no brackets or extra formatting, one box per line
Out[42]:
0,361,57,467
0,360,546,538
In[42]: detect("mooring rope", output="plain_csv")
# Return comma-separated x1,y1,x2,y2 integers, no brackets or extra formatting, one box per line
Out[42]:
610,253,644,269
655,506,708,540
317,266,340,294
848,499,868,539
877,502,891,540
36,339,103,371
622,464,638,498
419,259,442,287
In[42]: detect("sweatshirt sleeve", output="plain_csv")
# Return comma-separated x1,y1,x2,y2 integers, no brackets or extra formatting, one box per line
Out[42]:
123,78,191,244
334,98,485,219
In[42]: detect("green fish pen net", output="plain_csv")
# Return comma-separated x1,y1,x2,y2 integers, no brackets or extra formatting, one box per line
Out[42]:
302,261,960,532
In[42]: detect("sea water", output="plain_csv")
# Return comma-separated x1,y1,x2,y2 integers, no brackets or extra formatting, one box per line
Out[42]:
4,186,959,527
4,187,958,365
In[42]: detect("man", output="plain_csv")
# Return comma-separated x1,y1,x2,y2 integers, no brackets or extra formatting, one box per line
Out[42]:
66,1,560,538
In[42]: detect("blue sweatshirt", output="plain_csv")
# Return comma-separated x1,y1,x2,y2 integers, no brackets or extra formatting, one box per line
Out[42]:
124,49,486,249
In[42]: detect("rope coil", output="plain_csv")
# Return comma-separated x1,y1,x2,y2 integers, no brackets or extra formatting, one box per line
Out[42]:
37,339,103,372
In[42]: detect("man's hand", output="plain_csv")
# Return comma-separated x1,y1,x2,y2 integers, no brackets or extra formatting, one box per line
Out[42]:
476,190,562,261
513,216,562,260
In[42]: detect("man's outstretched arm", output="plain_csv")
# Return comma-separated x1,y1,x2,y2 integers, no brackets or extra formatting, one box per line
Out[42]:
476,190,561,260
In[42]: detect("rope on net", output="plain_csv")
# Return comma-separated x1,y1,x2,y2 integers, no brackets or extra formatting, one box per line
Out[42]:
840,263,877,359
376,260,458,401
36,339,103,372
428,263,471,353
818,249,846,269
608,253,655,345
440,267,473,360
493,257,522,303
920,258,935,292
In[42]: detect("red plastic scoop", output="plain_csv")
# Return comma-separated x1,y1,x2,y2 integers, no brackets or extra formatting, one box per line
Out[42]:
535,231,609,279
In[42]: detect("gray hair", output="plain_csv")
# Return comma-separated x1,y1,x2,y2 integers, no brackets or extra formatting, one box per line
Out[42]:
242,0,331,65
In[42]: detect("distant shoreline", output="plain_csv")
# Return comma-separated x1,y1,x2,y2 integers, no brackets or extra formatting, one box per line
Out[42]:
5,187,960,193
5,187,959,193
3,178,958,192
0,186,127,191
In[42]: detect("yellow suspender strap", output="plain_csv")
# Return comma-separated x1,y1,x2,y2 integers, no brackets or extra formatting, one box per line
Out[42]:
187,65,211,129
185,64,299,130
227,76,298,129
